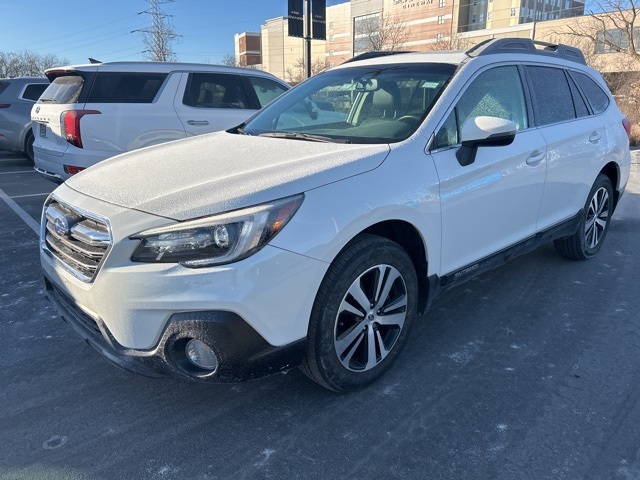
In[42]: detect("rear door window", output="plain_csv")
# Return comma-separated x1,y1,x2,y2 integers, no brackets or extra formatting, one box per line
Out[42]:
526,66,576,126
183,73,250,109
21,83,48,101
87,72,167,103
566,74,589,118
247,76,288,107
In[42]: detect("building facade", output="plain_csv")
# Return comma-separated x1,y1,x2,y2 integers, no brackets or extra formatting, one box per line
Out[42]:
456,0,585,32
234,32,261,66
237,0,636,83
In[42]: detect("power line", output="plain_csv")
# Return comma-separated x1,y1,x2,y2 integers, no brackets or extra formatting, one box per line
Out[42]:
14,14,141,50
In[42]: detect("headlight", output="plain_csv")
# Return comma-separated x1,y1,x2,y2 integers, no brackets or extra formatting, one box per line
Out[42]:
130,194,303,267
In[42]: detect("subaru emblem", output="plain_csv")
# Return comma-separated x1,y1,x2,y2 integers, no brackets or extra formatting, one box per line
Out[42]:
54,216,70,236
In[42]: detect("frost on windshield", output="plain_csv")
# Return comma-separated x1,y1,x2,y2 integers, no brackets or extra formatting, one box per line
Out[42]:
245,64,457,144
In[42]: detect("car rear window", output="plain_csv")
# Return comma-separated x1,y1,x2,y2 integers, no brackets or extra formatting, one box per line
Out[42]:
40,74,85,104
87,72,168,103
0,81,9,95
22,83,48,101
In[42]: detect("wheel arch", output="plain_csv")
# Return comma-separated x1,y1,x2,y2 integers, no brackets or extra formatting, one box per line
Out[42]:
600,161,620,208
353,220,430,314
23,126,34,148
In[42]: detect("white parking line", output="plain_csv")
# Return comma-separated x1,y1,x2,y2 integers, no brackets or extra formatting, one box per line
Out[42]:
0,186,40,235
11,192,51,199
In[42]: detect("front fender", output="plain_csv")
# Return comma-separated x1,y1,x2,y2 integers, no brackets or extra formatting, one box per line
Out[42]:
271,146,442,276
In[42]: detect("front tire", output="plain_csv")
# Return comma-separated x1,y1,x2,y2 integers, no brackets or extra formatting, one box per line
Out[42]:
554,174,614,260
301,235,418,392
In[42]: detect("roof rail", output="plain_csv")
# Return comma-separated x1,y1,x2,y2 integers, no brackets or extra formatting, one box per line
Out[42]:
465,38,586,65
342,50,416,64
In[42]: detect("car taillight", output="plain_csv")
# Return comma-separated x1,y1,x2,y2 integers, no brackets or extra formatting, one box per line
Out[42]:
622,118,631,138
64,165,86,175
0,104,10,109
62,110,100,148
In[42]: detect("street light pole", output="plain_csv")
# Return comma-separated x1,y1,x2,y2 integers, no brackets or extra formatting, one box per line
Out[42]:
305,0,312,79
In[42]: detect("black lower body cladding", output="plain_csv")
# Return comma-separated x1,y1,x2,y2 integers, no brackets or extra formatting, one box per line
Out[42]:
44,276,306,382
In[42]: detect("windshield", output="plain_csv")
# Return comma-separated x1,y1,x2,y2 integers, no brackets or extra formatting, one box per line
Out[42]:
243,63,456,144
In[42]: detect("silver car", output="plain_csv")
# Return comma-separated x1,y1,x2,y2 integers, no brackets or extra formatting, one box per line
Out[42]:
0,77,49,161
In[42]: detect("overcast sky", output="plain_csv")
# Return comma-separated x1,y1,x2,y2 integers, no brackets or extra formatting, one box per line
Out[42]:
1,0,345,65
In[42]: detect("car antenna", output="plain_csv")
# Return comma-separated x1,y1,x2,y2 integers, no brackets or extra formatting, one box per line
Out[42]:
88,58,102,64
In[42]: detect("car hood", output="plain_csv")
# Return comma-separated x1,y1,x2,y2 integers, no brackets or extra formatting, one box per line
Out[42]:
65,132,390,220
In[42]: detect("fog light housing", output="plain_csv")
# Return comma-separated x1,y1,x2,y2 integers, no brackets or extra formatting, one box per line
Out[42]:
185,339,218,371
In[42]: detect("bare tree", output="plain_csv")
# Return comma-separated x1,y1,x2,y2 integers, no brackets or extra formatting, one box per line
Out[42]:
354,13,409,52
285,57,327,84
545,0,640,143
221,54,239,67
0,50,69,77
423,33,474,51
561,0,639,62
135,0,179,62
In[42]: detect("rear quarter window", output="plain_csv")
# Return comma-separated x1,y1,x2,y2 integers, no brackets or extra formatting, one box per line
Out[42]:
571,72,610,114
40,75,85,104
87,72,168,103
21,83,49,101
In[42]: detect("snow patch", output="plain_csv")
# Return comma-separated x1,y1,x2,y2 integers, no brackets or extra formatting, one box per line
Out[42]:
255,449,276,467
448,341,482,364
42,435,68,450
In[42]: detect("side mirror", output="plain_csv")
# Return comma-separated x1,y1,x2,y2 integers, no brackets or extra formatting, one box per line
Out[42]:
456,116,517,166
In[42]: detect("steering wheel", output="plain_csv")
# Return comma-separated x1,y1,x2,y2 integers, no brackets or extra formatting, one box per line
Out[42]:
398,115,421,124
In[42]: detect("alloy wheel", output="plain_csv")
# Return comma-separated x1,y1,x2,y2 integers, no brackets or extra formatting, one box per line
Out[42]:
585,186,609,249
333,264,408,372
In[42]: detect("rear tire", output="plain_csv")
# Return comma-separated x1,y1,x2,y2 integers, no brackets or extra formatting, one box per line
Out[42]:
554,174,614,260
22,130,35,163
301,235,418,392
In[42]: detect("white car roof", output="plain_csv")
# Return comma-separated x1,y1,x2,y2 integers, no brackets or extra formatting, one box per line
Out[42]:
45,61,284,81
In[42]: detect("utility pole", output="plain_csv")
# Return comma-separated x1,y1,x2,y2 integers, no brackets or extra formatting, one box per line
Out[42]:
134,0,179,62
305,0,312,79
288,0,326,80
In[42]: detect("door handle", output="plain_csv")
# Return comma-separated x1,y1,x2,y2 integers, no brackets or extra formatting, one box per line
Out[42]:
526,151,545,166
187,120,209,126
589,132,601,143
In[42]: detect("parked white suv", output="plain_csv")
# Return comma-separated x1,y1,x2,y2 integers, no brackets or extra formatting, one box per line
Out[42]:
31,61,289,182
40,39,631,392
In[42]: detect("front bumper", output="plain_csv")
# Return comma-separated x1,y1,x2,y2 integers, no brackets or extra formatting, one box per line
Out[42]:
45,276,306,381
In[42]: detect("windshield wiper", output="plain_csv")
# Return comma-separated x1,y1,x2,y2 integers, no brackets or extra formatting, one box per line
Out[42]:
258,132,349,143
229,122,250,135
38,98,55,103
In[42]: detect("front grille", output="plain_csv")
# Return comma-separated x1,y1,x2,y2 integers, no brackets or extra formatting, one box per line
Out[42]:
43,199,111,282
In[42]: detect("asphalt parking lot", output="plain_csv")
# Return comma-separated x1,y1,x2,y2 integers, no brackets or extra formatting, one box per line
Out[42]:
1,149,639,480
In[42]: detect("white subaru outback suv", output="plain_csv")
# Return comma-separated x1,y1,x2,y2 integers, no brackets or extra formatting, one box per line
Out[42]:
40,39,631,392
31,61,289,182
